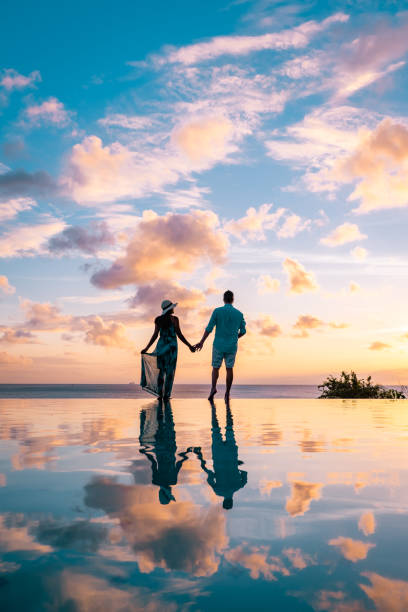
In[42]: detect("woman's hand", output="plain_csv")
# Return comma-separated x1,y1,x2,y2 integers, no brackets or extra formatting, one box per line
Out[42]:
189,345,196,353
141,348,147,354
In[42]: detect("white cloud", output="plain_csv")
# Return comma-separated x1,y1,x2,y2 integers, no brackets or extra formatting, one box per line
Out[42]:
98,114,152,130
25,97,71,126
351,246,368,260
0,219,66,258
277,214,310,238
0,197,36,222
0,69,41,91
161,13,348,65
225,204,285,241
257,274,280,295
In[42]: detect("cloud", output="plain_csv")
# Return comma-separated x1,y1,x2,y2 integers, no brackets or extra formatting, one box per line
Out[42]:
286,480,322,516
360,572,408,612
91,210,227,289
358,511,376,536
24,97,71,126
0,351,32,366
84,476,228,576
292,314,348,338
254,315,282,338
351,246,368,260
276,213,311,238
0,514,52,554
98,114,152,130
257,274,280,295
0,219,66,258
329,536,374,562
20,300,73,331
0,197,36,221
48,222,115,255
128,280,206,321
283,258,318,294
84,316,133,349
350,281,360,293
0,328,35,343
225,544,289,581
321,222,367,246
0,169,55,199
259,479,282,496
333,118,408,213
61,135,181,205
0,275,15,294
280,53,323,79
172,116,241,168
225,204,285,241
0,68,41,91
162,13,348,65
369,341,391,351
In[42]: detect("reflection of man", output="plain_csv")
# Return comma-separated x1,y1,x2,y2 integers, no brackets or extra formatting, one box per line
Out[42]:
139,400,188,504
195,290,246,402
194,401,247,510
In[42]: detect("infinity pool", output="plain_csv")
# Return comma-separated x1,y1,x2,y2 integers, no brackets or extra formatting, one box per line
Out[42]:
0,398,407,611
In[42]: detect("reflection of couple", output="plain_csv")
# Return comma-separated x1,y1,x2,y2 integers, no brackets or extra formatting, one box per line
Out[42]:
139,400,247,509
141,290,246,401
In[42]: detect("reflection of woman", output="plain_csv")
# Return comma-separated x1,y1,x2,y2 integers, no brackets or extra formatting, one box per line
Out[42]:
141,299,195,400
140,400,188,504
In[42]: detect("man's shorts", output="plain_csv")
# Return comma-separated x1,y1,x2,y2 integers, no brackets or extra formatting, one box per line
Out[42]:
212,346,237,368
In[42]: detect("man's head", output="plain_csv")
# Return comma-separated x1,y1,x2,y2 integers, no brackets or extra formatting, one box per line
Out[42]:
223,290,234,304
223,497,233,510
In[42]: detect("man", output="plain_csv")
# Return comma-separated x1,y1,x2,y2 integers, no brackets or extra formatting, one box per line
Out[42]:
196,290,246,401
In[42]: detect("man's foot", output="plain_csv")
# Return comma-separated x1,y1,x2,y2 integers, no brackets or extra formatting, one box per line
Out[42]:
208,388,217,400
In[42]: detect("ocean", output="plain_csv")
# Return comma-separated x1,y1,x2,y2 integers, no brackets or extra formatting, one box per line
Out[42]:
0,383,320,399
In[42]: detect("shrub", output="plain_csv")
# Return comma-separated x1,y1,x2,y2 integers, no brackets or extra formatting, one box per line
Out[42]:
318,370,405,399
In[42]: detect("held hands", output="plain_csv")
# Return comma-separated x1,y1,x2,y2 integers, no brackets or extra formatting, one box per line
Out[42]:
194,341,204,352
189,344,196,353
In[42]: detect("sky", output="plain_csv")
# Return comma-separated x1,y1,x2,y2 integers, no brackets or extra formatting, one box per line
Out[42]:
1,0,408,384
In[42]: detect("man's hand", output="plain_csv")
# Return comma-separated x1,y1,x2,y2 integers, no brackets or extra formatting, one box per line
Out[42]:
195,341,204,351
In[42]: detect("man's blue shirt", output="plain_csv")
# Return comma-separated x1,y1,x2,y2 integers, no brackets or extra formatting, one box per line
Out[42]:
205,304,246,353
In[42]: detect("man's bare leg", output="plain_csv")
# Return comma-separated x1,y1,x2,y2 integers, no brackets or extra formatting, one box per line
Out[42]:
209,367,219,400
225,367,233,402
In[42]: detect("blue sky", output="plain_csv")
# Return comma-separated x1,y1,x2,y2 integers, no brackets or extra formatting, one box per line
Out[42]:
1,0,408,383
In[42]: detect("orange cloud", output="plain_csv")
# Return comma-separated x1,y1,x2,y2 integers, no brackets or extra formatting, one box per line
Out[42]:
286,480,322,516
254,315,282,338
225,204,284,241
351,246,368,260
84,316,133,349
0,274,15,294
358,511,376,536
259,479,282,496
128,280,206,322
350,281,360,293
257,274,280,295
225,544,289,581
283,258,318,294
91,210,227,289
0,328,35,344
0,351,32,366
333,118,408,213
329,536,374,562
321,222,367,246
292,314,348,338
276,213,310,238
283,548,315,570
369,341,391,351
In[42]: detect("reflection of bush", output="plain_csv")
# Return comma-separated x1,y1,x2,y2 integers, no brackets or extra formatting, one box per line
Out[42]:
318,370,405,399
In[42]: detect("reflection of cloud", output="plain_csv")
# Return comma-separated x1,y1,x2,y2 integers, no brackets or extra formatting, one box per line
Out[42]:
84,476,228,576
283,548,315,570
313,589,364,612
298,429,326,453
0,514,53,555
286,480,322,517
35,519,108,553
259,479,282,497
329,536,374,562
225,544,289,581
360,572,408,612
358,512,376,536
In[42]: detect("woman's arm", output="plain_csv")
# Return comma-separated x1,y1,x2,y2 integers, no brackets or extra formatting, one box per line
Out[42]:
173,317,195,352
141,323,159,353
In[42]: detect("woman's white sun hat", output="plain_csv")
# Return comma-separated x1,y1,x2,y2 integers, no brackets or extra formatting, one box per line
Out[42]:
161,299,177,315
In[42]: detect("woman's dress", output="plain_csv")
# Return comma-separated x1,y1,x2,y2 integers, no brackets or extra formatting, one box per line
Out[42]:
141,319,178,398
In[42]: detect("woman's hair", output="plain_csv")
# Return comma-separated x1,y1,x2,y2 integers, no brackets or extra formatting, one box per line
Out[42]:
155,311,173,329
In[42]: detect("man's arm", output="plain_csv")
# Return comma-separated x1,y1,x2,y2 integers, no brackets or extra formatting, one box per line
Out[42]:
238,314,246,339
196,310,216,351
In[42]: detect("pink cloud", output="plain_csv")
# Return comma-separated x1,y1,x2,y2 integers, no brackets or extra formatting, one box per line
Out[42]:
225,204,285,241
0,275,15,295
0,197,36,222
25,97,71,126
0,69,41,91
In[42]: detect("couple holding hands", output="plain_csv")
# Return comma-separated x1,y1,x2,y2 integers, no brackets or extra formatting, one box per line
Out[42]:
141,290,246,402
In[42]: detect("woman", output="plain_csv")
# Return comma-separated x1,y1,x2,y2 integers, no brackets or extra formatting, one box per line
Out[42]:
141,299,195,400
